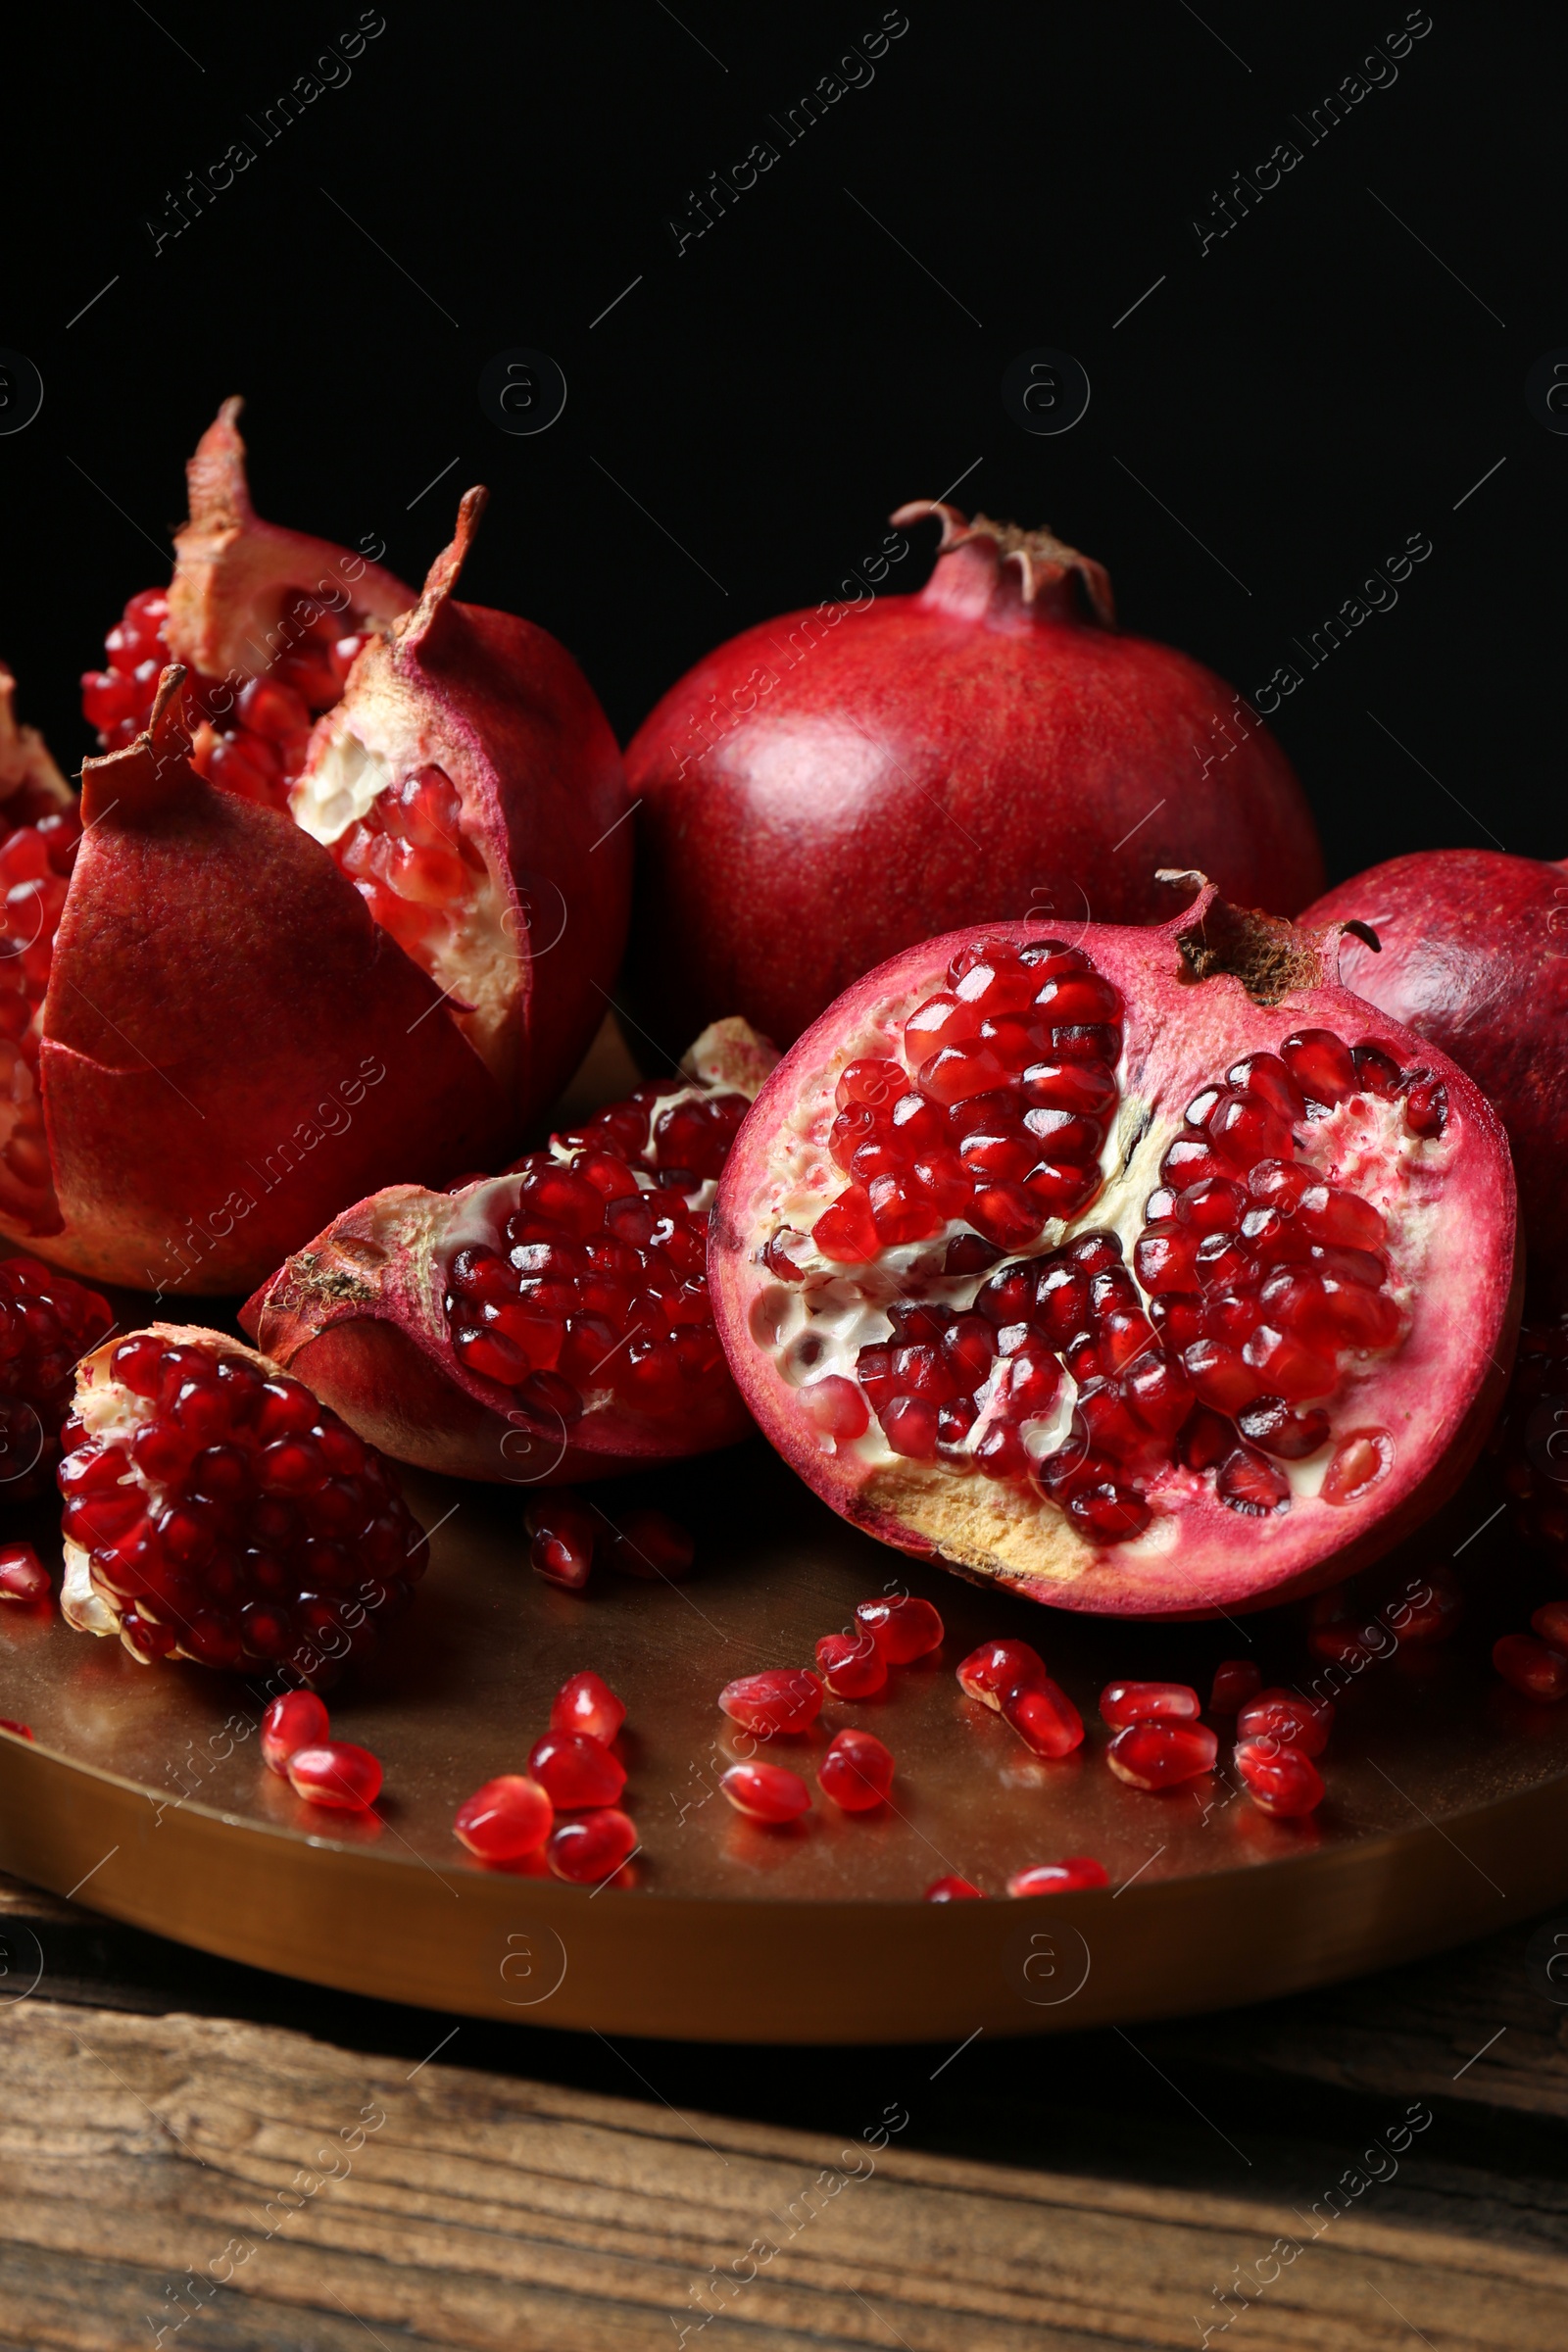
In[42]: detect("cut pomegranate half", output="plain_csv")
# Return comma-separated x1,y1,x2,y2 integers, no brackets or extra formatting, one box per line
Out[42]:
58,1325,427,1677
711,883,1519,1615
243,1019,776,1481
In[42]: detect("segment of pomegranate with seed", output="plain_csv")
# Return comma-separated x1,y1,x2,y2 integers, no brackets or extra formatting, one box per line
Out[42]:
1099,1680,1200,1728
1208,1659,1261,1713
0,1544,48,1602
1106,1721,1218,1789
1006,1856,1109,1895
57,1326,427,1678
0,672,79,1228
261,1690,330,1774
244,1020,776,1482
815,1630,887,1696
551,1670,625,1743
817,1728,896,1811
548,1805,637,1884
286,1741,383,1810
454,1774,554,1862
527,1731,626,1809
1493,1634,1568,1702
1235,1690,1333,1756
926,1876,984,1899
721,1761,811,1823
711,884,1519,1615
1234,1737,1325,1816
856,1593,944,1659
718,1669,822,1739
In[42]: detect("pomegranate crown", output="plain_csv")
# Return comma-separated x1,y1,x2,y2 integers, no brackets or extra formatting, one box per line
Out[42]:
79,665,194,823
391,484,489,661
893,500,1115,629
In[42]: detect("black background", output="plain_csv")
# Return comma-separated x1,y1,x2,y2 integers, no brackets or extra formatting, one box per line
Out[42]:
3,1,1559,893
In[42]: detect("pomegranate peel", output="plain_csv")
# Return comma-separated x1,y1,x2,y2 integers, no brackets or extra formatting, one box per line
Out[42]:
712,883,1520,1616
242,1019,778,1482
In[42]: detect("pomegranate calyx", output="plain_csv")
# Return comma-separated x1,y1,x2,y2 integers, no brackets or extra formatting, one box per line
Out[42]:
79,665,195,824
392,485,488,663
894,500,1116,631
1159,875,1380,1007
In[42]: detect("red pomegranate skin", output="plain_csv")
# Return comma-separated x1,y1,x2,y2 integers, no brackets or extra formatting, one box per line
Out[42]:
710,889,1518,1617
1304,851,1568,1308
625,502,1324,1047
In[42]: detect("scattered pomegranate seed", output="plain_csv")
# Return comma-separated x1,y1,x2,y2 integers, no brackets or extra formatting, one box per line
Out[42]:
1099,1679,1200,1729
817,1728,895,1811
551,1669,626,1744
526,1494,596,1589
0,1543,49,1603
547,1805,638,1884
0,1719,32,1739
1208,1659,1262,1713
261,1690,331,1776
603,1507,695,1579
1532,1601,1568,1655
527,1730,626,1809
855,1593,944,1661
1494,1633,1568,1703
815,1629,888,1697
1005,1856,1109,1896
1106,1721,1218,1790
454,1774,553,1862
1236,1689,1334,1757
1001,1678,1084,1757
1396,1567,1464,1645
718,1668,823,1738
1234,1737,1326,1817
925,1876,984,1900
284,1740,383,1811
721,1760,811,1823
956,1638,1049,1710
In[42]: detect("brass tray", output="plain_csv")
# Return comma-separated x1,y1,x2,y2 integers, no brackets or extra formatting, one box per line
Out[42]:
1,1439,1563,2043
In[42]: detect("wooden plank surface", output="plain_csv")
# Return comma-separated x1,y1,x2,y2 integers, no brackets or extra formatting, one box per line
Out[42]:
3,1872,1567,2348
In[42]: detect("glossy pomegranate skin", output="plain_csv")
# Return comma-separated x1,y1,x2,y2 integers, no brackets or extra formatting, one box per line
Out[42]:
1304,850,1568,1309
626,503,1323,1047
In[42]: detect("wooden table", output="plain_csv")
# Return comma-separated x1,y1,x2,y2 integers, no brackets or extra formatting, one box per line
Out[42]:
2,1870,1565,2349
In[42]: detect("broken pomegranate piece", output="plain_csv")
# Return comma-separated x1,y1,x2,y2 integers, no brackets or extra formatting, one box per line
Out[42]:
711,885,1519,1615
0,1251,113,1494
244,1019,777,1482
57,1325,427,1677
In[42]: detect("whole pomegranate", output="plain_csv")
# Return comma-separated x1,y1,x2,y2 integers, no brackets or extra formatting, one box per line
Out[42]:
58,1325,427,1676
3,495,629,1293
710,881,1518,1616
243,1018,777,1482
625,501,1323,1046
1303,851,1568,1310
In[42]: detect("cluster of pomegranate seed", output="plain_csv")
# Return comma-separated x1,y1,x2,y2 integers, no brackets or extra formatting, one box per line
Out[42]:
443,1080,750,1421
261,1688,383,1810
1494,1602,1568,1703
455,1669,637,1884
58,1334,427,1676
715,1595,938,1824
0,1255,113,1493
327,762,491,968
1306,1566,1463,1667
815,1591,944,1697
773,952,1429,1544
82,586,372,811
0,1542,49,1603
957,1637,1085,1758
525,1495,693,1592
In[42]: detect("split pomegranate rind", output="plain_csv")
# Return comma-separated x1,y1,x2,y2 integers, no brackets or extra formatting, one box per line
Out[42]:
59,1324,427,1675
243,1019,777,1482
711,885,1519,1616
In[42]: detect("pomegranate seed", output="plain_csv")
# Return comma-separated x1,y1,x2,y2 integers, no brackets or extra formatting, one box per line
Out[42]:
817,1728,895,1811
721,1760,811,1823
956,1638,1049,1709
1532,1600,1568,1655
718,1667,823,1738
1319,1429,1394,1505
454,1774,554,1861
0,1719,32,1739
1236,1689,1334,1756
1099,1680,1200,1729
260,1690,330,1775
1494,1633,1568,1702
551,1670,626,1743
525,1495,595,1589
856,1593,944,1661
527,1731,626,1808
1281,1028,1355,1104
0,1543,49,1603
1396,1567,1463,1645
603,1507,694,1580
1234,1737,1325,1817
1005,1856,1109,1896
1208,1659,1262,1714
547,1805,637,1884
925,1876,984,1900
801,1375,870,1440
812,1185,880,1263
1001,1678,1084,1757
814,1630,887,1696
1403,1076,1447,1137
285,1741,383,1811
1106,1721,1217,1789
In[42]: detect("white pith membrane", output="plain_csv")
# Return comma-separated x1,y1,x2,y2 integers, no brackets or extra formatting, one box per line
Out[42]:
294,710,517,1082
60,1364,169,1639
732,942,1467,1602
